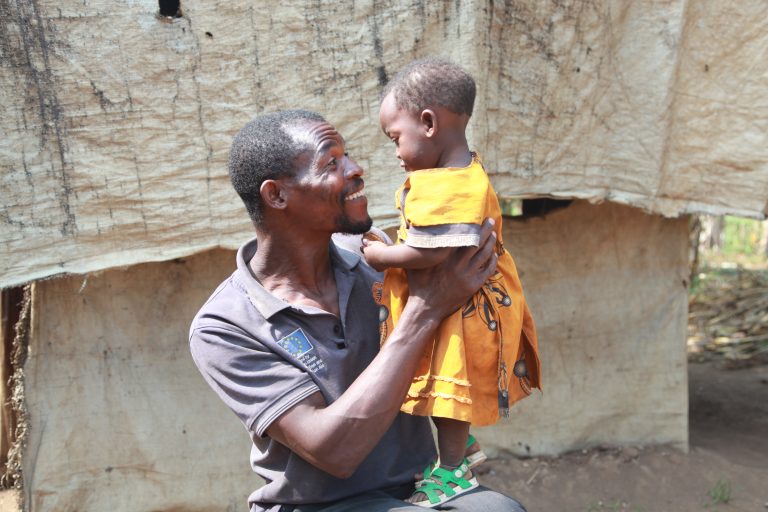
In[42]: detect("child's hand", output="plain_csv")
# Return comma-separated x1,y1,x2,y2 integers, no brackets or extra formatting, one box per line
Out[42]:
361,239,390,272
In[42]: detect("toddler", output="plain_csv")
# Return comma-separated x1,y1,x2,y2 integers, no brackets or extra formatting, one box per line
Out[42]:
362,57,541,508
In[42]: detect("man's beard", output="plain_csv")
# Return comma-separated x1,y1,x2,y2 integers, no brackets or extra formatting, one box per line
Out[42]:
335,178,372,234
334,214,373,235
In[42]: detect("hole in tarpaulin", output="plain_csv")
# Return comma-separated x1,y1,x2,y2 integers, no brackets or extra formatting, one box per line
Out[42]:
159,0,182,18
501,198,573,219
521,198,572,217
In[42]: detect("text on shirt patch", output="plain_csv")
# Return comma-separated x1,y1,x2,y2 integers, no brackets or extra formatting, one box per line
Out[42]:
277,328,327,373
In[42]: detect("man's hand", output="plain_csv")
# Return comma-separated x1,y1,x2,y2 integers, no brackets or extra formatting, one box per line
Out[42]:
407,218,498,318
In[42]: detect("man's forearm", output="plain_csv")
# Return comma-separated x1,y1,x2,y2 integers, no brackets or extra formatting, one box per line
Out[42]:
267,297,441,478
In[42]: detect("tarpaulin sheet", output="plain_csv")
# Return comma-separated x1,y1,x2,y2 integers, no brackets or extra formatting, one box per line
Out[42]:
1,0,766,288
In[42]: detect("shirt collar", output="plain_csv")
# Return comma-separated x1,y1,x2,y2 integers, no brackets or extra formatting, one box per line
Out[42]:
234,236,361,320
329,236,362,272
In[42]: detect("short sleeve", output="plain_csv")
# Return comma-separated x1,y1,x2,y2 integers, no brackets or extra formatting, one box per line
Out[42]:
402,165,490,248
190,324,320,437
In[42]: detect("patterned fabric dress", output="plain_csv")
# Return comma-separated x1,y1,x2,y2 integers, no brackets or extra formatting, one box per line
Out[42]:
374,154,541,426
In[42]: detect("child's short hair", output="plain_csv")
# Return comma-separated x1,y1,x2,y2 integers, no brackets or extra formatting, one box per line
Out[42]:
382,57,476,117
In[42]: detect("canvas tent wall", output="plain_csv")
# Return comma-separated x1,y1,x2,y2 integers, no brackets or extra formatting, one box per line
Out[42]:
1,0,766,289
0,0,766,511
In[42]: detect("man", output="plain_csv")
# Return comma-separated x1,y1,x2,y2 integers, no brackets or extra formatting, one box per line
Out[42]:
190,110,527,512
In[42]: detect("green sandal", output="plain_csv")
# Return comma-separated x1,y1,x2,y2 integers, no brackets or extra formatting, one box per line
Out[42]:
418,461,438,484
416,435,487,485
411,459,479,508
465,434,488,469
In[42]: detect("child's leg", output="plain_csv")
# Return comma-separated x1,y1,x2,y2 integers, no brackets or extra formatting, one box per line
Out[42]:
407,417,473,505
433,417,470,467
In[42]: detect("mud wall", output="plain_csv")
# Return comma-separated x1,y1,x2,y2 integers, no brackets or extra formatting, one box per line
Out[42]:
20,201,689,510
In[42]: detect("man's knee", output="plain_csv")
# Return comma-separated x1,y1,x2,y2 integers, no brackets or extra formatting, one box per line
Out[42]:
438,487,527,512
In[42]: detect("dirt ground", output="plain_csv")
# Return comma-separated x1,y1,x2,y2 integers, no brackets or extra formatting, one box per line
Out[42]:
479,358,768,511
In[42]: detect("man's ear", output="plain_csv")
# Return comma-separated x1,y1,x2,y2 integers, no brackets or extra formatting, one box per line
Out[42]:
420,109,437,138
260,179,288,210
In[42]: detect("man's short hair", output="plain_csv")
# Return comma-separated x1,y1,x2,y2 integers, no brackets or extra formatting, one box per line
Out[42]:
228,110,326,224
381,57,476,117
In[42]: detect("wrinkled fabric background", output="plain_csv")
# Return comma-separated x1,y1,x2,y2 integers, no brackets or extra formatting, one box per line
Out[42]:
2,1,766,288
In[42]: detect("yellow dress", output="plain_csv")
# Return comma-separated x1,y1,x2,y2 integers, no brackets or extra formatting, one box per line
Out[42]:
375,154,541,426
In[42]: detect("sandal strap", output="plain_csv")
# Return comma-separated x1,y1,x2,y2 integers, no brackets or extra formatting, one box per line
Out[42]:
431,462,474,490
419,435,479,483
413,460,474,505
416,477,458,504
419,460,437,482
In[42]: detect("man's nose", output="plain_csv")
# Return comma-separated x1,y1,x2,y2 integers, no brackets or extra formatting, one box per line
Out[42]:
344,156,364,178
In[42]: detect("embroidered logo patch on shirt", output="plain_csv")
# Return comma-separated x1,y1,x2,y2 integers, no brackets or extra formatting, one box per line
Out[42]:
277,328,314,358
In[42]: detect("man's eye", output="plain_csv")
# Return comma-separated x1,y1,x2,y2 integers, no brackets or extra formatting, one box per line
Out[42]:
328,158,337,167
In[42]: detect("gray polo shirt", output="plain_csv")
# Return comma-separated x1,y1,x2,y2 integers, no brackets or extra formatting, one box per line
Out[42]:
189,237,436,511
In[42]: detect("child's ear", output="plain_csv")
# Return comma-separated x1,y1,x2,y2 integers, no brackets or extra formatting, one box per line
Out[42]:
260,179,288,210
420,109,437,138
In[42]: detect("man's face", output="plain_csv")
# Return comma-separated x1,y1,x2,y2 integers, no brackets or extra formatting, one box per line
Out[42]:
285,121,372,235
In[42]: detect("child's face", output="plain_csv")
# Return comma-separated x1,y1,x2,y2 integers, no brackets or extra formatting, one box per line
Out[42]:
379,92,439,172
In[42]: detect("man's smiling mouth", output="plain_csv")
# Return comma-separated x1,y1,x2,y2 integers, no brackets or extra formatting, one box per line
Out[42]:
345,189,366,201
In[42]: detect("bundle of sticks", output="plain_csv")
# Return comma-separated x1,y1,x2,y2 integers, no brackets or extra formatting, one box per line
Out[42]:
687,269,768,365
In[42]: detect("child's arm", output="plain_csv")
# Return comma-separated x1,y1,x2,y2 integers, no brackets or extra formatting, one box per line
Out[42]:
362,240,453,272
